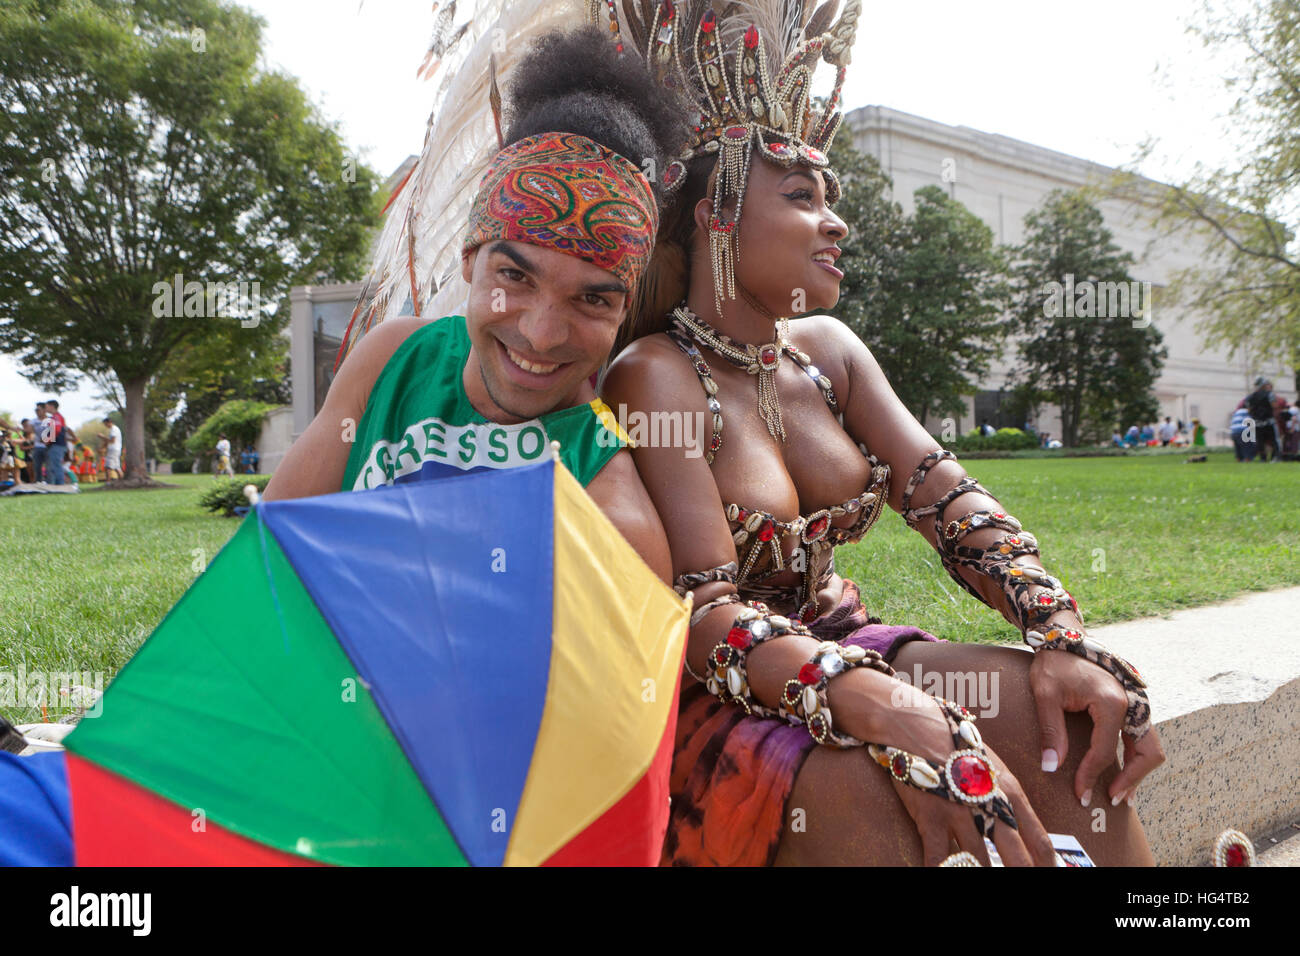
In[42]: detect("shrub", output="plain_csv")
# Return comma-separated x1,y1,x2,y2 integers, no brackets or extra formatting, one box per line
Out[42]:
186,400,279,457
942,427,1040,453
199,476,273,517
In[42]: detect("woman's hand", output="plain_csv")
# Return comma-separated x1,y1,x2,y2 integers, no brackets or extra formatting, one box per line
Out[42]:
879,678,1057,867
1029,648,1166,807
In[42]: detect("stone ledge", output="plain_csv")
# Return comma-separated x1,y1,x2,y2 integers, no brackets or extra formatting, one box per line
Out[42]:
1090,587,1300,866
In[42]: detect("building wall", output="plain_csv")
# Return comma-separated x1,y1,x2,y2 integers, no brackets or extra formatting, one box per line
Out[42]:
846,106,1292,445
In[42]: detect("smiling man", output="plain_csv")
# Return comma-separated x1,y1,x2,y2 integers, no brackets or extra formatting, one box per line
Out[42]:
263,31,682,584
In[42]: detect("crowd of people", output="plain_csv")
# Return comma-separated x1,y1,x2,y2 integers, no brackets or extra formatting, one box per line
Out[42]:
1229,377,1298,463
0,400,123,489
1105,378,1298,460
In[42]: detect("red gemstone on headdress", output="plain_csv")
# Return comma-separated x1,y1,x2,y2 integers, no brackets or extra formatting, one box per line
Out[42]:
768,142,788,154
727,627,752,649
701,10,715,32
798,663,823,684
744,25,758,49
1225,844,1247,867
1038,594,1054,605
993,511,1006,519
808,517,828,538
724,125,748,140
758,520,775,542
804,147,826,163
891,753,908,779
760,346,777,364
950,755,994,797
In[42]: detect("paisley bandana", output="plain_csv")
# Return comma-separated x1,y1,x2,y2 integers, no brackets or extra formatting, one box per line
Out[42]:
463,131,658,291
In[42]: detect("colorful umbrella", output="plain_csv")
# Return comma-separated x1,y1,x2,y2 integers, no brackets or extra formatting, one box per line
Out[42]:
61,457,689,866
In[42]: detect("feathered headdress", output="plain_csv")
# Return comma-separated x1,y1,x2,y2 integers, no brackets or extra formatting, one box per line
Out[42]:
589,0,863,311
336,0,861,369
335,0,587,372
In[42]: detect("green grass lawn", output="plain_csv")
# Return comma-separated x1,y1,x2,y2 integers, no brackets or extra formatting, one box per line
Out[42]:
2,452,1296,723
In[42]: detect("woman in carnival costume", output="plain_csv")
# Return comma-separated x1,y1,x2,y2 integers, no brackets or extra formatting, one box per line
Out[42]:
595,0,1167,867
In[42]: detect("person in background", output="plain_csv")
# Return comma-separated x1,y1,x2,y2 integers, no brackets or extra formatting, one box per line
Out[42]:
1110,426,1125,448
239,444,259,474
1245,378,1280,463
1158,416,1177,446
43,399,67,485
1192,419,1206,447
1123,424,1140,447
979,418,996,437
215,433,234,477
102,417,123,480
1229,402,1253,462
1139,422,1155,445
31,402,48,482
0,430,16,486
1282,400,1300,460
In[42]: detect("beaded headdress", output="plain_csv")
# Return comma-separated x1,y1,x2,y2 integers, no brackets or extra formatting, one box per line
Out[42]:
589,0,862,310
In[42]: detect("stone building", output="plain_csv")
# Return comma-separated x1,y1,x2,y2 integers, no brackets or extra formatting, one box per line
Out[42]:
846,105,1293,445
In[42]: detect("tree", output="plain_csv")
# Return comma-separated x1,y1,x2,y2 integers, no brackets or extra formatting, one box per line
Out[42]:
0,0,380,480
1119,0,1300,391
1009,190,1165,447
831,139,1010,426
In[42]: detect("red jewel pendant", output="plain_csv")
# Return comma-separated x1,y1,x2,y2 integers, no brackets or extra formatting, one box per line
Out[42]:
1224,844,1247,867
950,755,994,798
758,520,775,542
744,25,759,49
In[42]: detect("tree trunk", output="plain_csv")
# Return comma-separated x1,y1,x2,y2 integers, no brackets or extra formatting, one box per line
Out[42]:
123,376,148,479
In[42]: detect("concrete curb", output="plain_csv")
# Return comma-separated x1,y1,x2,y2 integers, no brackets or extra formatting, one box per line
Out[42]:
1089,587,1300,866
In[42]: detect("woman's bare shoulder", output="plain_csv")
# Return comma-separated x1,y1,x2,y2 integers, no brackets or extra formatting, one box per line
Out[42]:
602,332,706,411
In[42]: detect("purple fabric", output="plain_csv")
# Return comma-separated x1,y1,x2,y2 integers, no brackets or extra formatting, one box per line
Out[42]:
661,578,943,866
806,579,942,661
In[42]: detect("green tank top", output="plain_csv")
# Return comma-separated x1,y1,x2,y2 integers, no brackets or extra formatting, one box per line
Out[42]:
341,315,629,491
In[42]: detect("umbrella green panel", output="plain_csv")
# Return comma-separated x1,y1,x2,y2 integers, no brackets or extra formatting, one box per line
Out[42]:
66,514,464,866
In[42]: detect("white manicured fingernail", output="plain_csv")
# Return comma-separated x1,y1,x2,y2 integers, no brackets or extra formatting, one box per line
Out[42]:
1111,792,1124,807
1080,789,1092,808
1041,749,1059,773
1126,792,1136,807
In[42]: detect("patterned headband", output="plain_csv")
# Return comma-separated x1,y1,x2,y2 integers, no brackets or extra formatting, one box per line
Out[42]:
463,131,659,291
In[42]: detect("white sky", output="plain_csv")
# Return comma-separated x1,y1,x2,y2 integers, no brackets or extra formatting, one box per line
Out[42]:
3,0,1248,426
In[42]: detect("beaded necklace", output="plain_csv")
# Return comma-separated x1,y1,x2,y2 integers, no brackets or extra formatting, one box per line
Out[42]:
671,303,791,441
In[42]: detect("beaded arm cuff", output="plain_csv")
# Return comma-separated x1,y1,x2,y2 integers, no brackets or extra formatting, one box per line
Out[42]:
900,450,1153,740
777,641,895,747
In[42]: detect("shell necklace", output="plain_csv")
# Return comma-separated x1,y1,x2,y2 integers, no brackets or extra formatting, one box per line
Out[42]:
672,303,790,442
